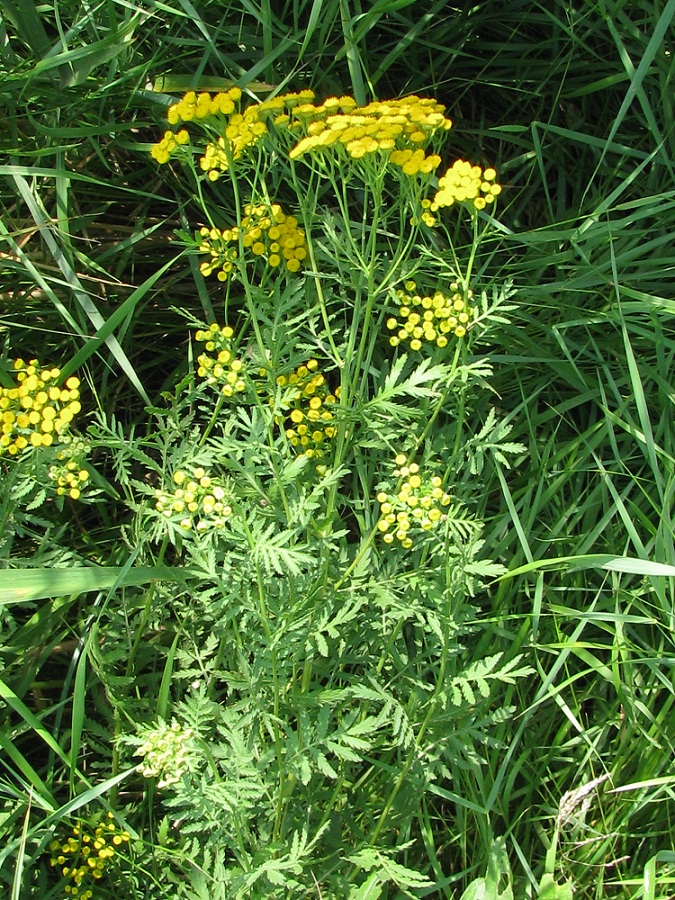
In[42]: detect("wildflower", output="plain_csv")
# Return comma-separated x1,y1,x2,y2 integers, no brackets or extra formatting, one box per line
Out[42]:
154,465,233,532
197,203,307,282
415,198,438,227
194,324,246,397
389,147,441,176
151,86,243,166
200,106,268,180
149,128,190,164
49,812,130,896
387,281,474,347
430,160,502,211
166,87,242,125
154,88,318,178
284,94,450,173
134,718,194,788
275,360,340,461
269,89,316,108
0,358,81,456
48,436,91,500
151,89,450,181
376,455,451,549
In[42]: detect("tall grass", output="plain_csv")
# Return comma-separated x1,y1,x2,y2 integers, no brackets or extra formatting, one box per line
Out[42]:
1,0,675,897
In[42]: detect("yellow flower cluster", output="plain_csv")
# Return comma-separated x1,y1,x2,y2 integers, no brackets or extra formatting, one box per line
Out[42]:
286,95,450,175
49,812,130,897
377,455,451,549
387,281,474,347
199,108,267,179
151,87,244,168
151,86,319,177
197,89,316,180
198,203,307,281
195,324,246,397
135,718,194,789
48,436,91,500
166,87,243,124
426,160,502,215
149,128,190,164
150,87,450,178
276,359,340,460
155,466,232,532
0,359,81,456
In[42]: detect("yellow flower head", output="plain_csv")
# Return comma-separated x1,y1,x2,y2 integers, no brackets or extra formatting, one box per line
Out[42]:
155,465,233,533
276,360,340,463
49,814,130,894
283,94,450,175
197,203,306,282
194,324,247,397
387,281,474,349
431,160,502,211
2,359,82,458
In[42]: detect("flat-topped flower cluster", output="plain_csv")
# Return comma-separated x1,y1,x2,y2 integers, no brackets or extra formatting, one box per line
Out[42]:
134,718,194,788
146,86,503,554
155,466,233,532
151,87,452,180
49,812,130,896
286,95,450,175
48,436,91,500
195,324,247,396
423,160,502,218
152,86,501,305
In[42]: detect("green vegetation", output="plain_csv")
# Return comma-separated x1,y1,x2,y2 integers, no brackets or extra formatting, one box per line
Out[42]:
1,1,674,897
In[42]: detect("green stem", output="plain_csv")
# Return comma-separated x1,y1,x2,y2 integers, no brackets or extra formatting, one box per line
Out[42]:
288,159,344,364
367,588,453,847
236,510,287,840
198,391,226,447
223,161,294,519
109,536,170,803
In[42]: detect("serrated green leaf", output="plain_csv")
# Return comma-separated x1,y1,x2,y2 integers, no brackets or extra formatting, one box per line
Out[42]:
349,873,383,900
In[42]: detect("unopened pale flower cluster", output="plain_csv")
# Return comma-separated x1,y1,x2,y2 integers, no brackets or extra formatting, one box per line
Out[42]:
135,718,194,788
155,466,233,532
377,455,451,549
48,436,91,500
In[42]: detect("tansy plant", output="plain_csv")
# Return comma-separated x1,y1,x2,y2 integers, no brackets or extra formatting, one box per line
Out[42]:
44,84,525,899
142,86,516,538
